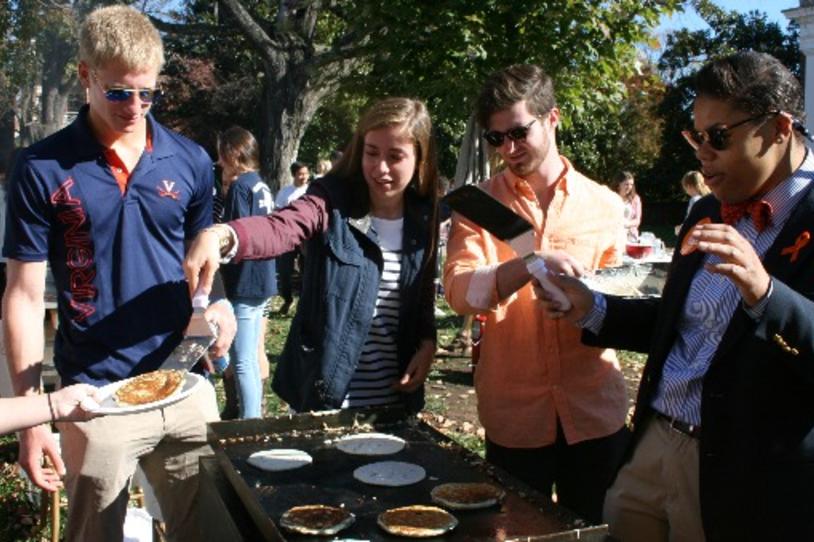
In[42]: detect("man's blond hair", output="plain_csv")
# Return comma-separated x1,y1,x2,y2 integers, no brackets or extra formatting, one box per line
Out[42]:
79,5,164,72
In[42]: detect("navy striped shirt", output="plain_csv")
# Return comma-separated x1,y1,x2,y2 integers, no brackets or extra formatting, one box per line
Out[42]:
653,153,814,425
343,217,403,408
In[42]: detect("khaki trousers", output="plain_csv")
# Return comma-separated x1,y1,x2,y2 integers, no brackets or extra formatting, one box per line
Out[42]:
57,380,219,542
603,416,705,542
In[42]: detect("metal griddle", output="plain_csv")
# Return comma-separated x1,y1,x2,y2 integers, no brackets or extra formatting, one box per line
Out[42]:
207,407,608,541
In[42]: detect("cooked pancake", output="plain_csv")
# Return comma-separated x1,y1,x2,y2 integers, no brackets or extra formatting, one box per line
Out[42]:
279,505,355,536
114,370,185,406
431,482,505,510
377,505,458,538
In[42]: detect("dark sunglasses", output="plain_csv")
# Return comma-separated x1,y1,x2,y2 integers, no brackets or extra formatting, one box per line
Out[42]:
483,119,537,147
92,72,162,104
681,110,779,151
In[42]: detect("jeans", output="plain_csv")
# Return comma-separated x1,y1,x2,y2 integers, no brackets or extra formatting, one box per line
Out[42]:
225,296,268,418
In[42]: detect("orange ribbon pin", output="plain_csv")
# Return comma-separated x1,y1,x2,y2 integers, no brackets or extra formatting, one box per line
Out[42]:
781,231,811,263
680,217,711,256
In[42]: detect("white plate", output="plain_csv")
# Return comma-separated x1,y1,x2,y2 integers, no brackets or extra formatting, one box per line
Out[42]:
247,449,313,472
86,372,203,415
336,433,406,456
353,461,426,487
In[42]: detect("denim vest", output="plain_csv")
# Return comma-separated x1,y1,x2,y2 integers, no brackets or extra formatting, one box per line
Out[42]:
271,176,437,412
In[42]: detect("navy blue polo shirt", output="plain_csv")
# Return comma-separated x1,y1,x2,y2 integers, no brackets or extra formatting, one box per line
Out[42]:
3,105,214,385
221,171,277,299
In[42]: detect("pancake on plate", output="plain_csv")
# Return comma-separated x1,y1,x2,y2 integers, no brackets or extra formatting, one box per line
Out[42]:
377,505,458,538
114,370,185,406
431,482,505,510
279,504,355,536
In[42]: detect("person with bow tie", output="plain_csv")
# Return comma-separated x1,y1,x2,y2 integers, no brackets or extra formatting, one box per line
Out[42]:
537,51,814,541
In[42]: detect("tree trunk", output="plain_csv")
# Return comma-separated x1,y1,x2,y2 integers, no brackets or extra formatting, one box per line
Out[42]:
259,61,337,193
0,109,15,176
39,26,77,137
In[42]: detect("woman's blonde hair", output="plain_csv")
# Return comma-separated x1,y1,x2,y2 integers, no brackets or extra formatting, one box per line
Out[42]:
335,97,439,204
681,170,709,196
317,159,333,176
79,5,164,72
217,126,260,173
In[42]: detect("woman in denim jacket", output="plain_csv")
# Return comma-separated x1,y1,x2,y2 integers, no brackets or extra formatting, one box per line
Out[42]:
186,97,440,412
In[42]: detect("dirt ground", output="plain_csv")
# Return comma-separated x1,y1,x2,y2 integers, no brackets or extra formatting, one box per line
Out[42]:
421,350,485,443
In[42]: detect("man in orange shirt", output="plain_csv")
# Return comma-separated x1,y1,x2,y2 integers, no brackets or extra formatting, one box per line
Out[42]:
443,64,629,524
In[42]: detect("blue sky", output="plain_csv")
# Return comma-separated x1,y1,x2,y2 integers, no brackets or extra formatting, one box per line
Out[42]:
658,0,797,35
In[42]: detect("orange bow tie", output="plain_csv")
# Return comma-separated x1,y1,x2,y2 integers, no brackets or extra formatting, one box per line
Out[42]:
720,199,773,232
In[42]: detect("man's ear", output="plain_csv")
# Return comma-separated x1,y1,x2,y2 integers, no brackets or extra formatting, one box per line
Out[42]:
77,61,91,89
547,107,561,130
774,112,794,141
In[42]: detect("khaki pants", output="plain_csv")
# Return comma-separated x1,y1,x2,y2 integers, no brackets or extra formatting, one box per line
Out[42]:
57,380,219,542
603,416,704,542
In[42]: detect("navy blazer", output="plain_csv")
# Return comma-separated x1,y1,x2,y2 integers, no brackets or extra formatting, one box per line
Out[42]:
584,185,814,541
271,175,438,413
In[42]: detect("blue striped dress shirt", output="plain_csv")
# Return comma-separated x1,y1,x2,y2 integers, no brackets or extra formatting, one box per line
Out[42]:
580,152,814,426
653,154,814,425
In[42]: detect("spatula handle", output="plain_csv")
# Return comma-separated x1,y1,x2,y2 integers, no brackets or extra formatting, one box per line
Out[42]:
526,256,572,311
192,287,210,310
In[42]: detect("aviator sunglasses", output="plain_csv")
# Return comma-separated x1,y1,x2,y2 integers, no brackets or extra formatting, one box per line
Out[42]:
681,110,779,151
483,119,537,147
92,71,163,104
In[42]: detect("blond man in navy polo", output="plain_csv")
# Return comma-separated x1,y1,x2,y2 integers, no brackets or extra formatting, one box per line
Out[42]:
3,6,235,541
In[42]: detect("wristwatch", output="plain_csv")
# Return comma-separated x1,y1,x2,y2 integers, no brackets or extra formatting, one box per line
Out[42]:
205,224,237,260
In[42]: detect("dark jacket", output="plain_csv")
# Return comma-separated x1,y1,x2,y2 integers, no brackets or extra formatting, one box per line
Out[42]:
584,189,814,541
221,171,277,299
231,174,438,412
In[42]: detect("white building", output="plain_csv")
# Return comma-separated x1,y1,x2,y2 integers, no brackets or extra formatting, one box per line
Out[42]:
785,0,814,134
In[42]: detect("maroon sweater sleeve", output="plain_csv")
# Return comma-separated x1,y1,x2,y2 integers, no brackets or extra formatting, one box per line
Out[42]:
229,187,330,262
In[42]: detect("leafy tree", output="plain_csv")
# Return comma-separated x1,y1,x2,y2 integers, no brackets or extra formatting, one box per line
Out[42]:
342,0,681,180
648,0,800,201
155,0,680,190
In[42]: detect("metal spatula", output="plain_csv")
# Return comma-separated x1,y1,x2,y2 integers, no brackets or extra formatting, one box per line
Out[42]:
443,184,572,310
159,290,217,372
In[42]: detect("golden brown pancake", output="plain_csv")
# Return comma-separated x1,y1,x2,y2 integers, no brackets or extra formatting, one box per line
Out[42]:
114,370,185,406
431,482,505,510
377,505,458,538
279,505,354,536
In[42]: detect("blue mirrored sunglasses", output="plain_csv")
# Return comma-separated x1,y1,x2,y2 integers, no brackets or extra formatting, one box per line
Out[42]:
92,71,162,103
103,87,163,103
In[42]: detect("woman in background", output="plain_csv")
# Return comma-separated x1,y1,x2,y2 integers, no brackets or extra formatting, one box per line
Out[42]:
315,158,333,179
675,170,711,235
615,171,642,241
186,98,440,413
217,127,277,418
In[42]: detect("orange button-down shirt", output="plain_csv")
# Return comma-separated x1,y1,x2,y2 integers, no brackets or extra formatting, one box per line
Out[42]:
443,157,628,448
